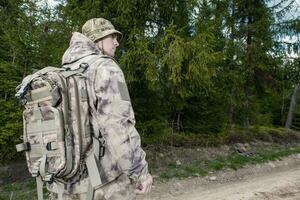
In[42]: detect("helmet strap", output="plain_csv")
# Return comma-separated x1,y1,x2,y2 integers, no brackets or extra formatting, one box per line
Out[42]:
101,41,106,55
96,40,105,55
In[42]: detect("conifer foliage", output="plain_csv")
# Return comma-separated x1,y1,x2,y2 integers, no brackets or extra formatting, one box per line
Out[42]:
0,0,299,161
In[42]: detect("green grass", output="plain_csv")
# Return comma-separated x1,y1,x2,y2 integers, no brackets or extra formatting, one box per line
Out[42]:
160,163,208,179
158,145,300,180
0,178,50,200
0,179,37,200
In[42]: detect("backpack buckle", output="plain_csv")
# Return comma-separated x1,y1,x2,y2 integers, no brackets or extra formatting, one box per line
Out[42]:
99,138,105,157
79,63,89,70
31,167,40,177
46,142,58,151
99,146,105,157
44,174,54,184
16,142,31,152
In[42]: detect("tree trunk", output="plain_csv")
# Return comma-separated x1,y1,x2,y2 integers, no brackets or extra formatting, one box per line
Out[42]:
171,110,183,132
243,84,250,128
227,103,234,129
100,0,104,13
227,88,234,129
285,84,300,129
227,0,236,130
243,1,253,129
176,111,182,132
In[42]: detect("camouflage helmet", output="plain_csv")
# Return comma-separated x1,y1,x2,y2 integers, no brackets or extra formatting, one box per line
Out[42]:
82,18,122,42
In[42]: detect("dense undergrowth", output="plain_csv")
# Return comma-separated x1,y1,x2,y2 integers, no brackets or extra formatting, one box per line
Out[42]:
142,126,300,147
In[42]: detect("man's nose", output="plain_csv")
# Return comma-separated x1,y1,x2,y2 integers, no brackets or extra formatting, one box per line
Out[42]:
114,39,119,47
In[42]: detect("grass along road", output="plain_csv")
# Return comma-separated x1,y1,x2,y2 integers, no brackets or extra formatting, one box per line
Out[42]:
2,143,300,200
138,153,300,200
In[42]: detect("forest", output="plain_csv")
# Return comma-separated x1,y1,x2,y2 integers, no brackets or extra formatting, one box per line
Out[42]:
0,0,299,162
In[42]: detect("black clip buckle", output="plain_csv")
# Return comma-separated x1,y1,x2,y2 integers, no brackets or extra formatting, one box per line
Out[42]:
80,63,89,70
25,142,31,151
99,146,105,157
46,142,52,151
45,174,54,184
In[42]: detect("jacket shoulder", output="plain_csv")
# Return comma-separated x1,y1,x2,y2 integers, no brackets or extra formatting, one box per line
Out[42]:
96,56,122,74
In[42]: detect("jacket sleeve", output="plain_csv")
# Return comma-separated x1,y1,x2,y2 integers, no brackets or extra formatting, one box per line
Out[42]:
92,58,150,184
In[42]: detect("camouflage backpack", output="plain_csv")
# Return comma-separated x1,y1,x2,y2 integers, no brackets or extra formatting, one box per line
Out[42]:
15,55,106,200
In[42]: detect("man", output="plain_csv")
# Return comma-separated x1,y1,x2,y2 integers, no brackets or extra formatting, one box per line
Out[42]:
60,18,153,199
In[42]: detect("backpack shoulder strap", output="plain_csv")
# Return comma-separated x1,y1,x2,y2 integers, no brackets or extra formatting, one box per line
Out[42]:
61,54,105,78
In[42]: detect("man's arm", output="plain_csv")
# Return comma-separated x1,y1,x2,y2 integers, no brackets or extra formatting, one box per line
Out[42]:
93,59,152,193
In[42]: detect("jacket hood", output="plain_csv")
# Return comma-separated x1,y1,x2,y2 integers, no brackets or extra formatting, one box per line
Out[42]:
62,32,101,65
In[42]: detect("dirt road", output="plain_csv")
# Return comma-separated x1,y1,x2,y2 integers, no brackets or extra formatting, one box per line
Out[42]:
138,154,300,200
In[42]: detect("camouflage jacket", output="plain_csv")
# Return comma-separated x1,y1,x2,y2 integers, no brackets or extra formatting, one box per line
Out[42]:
62,32,149,185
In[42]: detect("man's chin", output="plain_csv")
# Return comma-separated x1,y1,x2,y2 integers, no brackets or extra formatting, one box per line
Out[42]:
109,51,115,57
